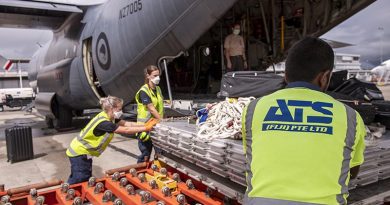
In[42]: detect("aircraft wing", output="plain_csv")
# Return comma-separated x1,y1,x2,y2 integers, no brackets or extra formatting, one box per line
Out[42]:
321,39,354,49
0,0,88,30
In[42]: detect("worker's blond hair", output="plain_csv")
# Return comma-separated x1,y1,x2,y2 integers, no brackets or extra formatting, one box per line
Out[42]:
99,96,123,112
144,65,159,84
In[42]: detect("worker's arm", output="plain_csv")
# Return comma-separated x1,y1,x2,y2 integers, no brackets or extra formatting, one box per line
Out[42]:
114,125,148,135
117,120,144,127
94,121,150,136
349,113,366,180
147,103,161,120
224,36,232,69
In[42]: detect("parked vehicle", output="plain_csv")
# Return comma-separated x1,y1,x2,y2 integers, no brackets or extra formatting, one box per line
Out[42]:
0,88,35,111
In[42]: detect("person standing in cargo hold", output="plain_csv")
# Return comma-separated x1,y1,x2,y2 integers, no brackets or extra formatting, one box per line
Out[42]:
242,37,366,205
224,23,247,72
66,96,157,184
135,65,164,163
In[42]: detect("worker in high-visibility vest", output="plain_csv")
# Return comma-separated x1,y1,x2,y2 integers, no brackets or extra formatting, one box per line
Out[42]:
242,37,366,205
135,65,164,163
66,96,157,184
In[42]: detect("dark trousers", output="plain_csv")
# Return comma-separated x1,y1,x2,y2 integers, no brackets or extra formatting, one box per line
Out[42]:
137,139,153,163
228,55,245,72
67,155,92,185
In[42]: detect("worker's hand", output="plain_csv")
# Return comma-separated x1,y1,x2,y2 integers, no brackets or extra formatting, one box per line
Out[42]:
144,118,159,131
227,61,232,70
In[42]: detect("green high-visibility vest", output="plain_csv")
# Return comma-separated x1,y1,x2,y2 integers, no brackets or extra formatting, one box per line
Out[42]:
135,84,164,141
66,111,114,157
242,86,366,205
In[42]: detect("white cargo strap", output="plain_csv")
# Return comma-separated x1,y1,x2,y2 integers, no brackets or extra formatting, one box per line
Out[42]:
197,97,255,141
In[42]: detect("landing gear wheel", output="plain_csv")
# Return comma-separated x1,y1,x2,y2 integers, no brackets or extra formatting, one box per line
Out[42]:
54,105,73,130
0,105,3,112
45,116,54,129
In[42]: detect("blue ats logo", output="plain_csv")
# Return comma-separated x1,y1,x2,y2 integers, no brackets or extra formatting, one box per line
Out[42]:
263,100,333,134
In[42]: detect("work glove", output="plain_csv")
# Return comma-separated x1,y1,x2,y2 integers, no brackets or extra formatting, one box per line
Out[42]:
144,118,159,131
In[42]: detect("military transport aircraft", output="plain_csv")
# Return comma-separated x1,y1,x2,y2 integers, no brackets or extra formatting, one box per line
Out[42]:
0,0,376,128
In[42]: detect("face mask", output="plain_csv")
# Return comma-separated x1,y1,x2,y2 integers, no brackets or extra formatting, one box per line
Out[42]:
113,110,123,119
233,29,240,35
151,76,160,85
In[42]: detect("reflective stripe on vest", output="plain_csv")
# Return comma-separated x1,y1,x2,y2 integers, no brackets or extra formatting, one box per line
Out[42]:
137,113,151,123
336,105,357,204
243,88,361,205
76,116,105,149
66,112,114,157
244,196,320,205
135,84,163,123
67,146,78,156
138,132,150,142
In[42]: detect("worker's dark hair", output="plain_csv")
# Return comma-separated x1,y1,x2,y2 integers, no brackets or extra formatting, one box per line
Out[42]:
144,65,159,84
285,37,334,83
231,22,241,28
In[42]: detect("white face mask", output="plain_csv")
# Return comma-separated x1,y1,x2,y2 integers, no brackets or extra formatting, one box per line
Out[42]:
151,76,160,85
113,110,123,119
233,29,240,35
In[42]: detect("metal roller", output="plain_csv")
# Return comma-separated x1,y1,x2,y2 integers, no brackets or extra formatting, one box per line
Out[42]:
35,196,45,205
139,191,151,203
88,177,96,187
29,188,37,198
149,180,158,189
119,178,128,187
72,197,83,205
102,190,113,202
112,172,121,181
94,182,104,194
125,184,135,195
129,168,137,177
138,173,146,183
176,194,186,205
161,186,171,197
66,189,75,201
61,183,70,193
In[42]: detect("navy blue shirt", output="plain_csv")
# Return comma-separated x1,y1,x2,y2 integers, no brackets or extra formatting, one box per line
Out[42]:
286,81,321,91
139,89,157,105
93,119,120,136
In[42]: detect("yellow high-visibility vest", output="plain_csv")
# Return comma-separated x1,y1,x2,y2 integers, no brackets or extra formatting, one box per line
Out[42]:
66,111,114,157
135,84,163,141
242,84,366,205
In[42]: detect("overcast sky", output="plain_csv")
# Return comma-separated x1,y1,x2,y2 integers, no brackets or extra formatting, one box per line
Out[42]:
322,0,390,67
0,0,388,67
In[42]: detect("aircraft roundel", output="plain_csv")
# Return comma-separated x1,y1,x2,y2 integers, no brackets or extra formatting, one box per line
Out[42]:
96,32,111,70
